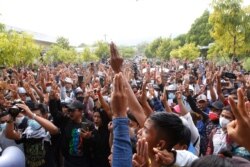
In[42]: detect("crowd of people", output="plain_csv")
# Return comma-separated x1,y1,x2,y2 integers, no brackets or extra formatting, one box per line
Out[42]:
0,42,250,167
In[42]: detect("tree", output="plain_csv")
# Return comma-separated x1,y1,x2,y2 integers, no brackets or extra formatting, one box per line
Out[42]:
0,31,41,67
170,43,200,60
186,10,213,46
119,46,136,59
156,38,180,59
174,34,187,47
44,45,78,64
145,37,163,58
0,23,5,32
94,41,110,59
80,47,99,62
209,0,250,58
56,37,71,50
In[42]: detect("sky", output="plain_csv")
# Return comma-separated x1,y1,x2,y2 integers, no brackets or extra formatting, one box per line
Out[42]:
0,0,250,46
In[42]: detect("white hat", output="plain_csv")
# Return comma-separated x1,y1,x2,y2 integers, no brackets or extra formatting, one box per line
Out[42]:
75,87,83,94
197,94,207,102
189,85,194,92
18,87,26,94
167,84,176,91
65,77,73,84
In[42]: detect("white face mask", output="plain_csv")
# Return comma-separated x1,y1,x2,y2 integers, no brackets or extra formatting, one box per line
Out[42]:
219,117,231,129
15,116,25,126
26,96,31,101
46,86,52,93
0,123,6,132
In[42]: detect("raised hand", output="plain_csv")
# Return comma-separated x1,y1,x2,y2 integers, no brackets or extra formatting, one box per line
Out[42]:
111,72,127,118
227,88,250,151
110,42,123,74
132,139,149,167
153,148,175,166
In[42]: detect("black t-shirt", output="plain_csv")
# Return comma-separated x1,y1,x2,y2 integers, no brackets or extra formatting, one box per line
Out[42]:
61,120,93,167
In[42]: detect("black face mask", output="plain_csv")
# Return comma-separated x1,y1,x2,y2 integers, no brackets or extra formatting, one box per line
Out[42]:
76,96,84,102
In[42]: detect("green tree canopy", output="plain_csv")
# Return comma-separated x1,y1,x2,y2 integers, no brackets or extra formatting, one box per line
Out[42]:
119,46,136,59
94,41,110,59
209,0,250,57
170,43,200,60
186,10,213,46
80,47,99,62
0,31,41,67
56,37,71,50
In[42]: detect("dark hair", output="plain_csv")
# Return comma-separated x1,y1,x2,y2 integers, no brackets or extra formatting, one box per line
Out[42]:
149,112,185,151
191,155,233,167
178,125,191,148
93,108,109,127
28,102,48,116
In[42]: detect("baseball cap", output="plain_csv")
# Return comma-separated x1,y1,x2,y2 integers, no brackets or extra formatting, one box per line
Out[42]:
18,87,26,94
67,100,85,111
75,87,83,95
65,77,73,84
197,94,207,102
211,101,224,110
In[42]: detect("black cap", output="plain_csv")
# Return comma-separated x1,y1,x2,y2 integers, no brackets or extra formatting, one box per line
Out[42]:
211,101,224,110
67,100,85,111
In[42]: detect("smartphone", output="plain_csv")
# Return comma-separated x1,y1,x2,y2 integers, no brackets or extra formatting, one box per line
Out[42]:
78,75,84,83
81,122,90,131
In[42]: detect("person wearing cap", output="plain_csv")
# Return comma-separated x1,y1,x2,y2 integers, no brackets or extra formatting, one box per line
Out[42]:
60,77,74,101
49,97,93,167
205,100,224,144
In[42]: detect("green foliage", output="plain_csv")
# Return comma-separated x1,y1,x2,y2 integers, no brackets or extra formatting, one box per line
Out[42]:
170,43,200,60
0,23,5,32
44,45,78,64
56,37,71,50
243,57,250,71
119,46,136,58
145,37,162,58
156,39,180,59
186,10,213,46
94,41,110,59
145,37,180,59
80,47,99,62
209,0,250,57
174,34,187,47
0,31,41,67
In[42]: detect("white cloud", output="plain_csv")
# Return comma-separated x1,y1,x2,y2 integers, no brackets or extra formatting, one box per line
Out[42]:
0,0,249,46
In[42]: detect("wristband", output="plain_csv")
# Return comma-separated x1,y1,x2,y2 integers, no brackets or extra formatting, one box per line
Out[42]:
32,113,37,120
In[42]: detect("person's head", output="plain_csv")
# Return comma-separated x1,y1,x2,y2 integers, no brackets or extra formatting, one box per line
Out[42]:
128,112,140,131
219,106,234,131
93,109,106,128
75,87,84,102
29,103,49,119
197,94,208,111
18,87,27,101
67,100,85,123
137,112,185,157
173,125,191,150
191,155,234,167
209,101,224,122
64,77,73,90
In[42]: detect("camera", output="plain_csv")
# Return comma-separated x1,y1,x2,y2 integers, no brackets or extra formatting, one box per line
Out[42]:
223,72,237,79
8,99,24,119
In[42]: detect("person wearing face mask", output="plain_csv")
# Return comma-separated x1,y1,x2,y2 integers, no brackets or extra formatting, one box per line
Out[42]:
5,103,59,167
205,100,224,144
0,111,24,153
206,106,234,155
